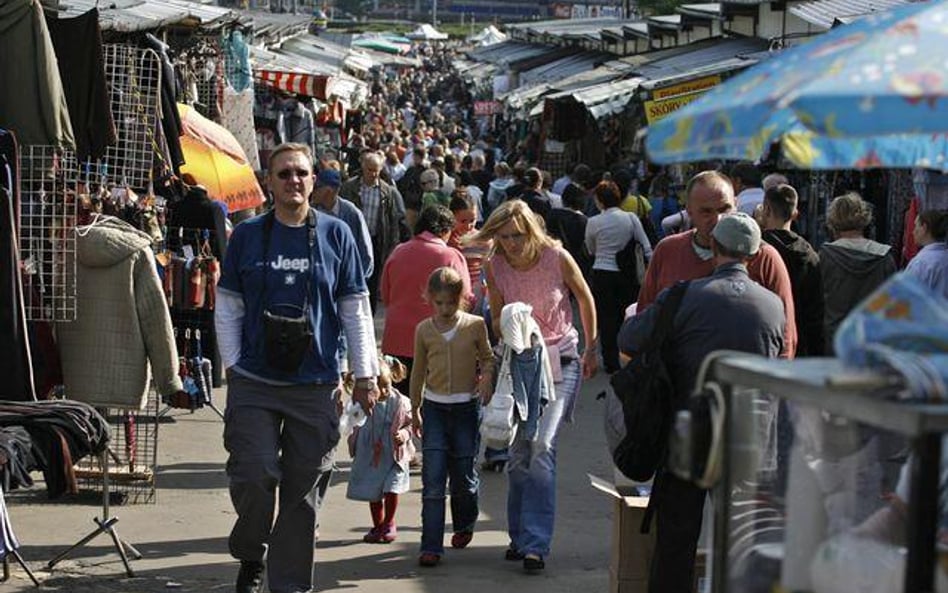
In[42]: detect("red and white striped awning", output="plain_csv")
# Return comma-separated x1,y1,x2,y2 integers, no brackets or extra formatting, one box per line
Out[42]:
255,70,331,100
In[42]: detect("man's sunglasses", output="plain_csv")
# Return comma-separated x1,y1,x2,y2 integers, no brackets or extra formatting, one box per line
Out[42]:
276,168,312,180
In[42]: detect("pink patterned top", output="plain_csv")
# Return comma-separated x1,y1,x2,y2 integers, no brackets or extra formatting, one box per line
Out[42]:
490,245,578,349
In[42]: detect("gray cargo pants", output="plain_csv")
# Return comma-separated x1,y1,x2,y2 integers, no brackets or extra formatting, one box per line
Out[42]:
224,371,339,593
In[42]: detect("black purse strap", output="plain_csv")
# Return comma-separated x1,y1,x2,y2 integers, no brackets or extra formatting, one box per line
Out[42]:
261,208,317,312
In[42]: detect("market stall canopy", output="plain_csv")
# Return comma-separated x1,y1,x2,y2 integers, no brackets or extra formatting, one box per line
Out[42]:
468,25,507,46
58,0,241,32
352,34,407,54
177,103,264,213
250,46,368,105
280,34,381,75
646,0,948,171
788,0,911,30
407,24,448,41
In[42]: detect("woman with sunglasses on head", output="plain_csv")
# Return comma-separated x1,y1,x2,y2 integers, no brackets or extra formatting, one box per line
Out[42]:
473,200,598,573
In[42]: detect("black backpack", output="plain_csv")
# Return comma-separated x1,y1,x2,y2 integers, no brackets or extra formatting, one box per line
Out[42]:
610,280,689,484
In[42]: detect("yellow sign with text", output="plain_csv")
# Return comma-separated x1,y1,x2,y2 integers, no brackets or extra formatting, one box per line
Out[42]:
651,75,721,100
644,92,706,124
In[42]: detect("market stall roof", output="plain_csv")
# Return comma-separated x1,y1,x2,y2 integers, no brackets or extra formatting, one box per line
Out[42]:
505,17,628,39
788,0,911,29
352,34,407,54
676,3,723,18
632,36,769,83
406,23,449,40
59,0,240,32
621,22,651,39
237,10,310,44
546,76,648,119
519,51,613,86
648,14,684,30
280,34,381,75
466,40,554,67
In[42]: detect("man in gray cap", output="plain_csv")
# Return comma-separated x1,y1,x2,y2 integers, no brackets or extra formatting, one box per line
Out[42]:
618,211,785,593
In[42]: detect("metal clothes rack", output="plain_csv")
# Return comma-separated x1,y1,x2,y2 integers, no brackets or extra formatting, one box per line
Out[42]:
47,446,142,578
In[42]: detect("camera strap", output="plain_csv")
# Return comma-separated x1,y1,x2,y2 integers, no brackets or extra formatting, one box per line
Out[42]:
262,208,318,314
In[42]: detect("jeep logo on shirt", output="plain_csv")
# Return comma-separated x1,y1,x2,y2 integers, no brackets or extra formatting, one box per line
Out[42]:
270,255,310,272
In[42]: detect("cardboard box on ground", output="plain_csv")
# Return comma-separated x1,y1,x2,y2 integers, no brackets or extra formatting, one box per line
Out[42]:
589,473,708,593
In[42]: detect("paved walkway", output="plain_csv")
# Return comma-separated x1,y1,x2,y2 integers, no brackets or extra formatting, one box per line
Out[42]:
4,371,618,592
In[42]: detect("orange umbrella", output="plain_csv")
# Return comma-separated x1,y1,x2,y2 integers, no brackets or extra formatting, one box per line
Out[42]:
177,103,265,213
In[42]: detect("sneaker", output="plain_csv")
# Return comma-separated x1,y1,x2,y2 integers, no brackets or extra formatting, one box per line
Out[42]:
378,523,397,543
523,554,545,572
418,552,441,567
451,531,473,549
235,560,265,593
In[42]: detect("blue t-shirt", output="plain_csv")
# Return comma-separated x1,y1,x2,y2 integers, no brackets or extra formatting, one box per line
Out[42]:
219,211,367,384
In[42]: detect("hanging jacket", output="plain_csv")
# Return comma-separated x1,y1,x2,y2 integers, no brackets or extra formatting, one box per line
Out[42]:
500,302,554,442
57,218,182,409
0,0,74,148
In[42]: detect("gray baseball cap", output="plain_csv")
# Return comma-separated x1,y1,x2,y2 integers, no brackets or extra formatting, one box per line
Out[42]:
712,212,761,257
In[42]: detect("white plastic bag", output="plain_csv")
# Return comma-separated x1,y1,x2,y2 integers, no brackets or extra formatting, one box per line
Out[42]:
480,346,517,449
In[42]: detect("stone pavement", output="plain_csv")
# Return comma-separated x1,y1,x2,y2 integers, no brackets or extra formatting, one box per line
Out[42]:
3,372,617,593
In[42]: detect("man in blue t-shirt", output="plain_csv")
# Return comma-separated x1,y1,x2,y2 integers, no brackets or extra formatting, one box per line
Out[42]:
216,143,380,593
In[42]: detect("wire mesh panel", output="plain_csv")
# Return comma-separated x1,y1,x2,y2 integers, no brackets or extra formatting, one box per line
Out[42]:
74,388,160,505
18,44,162,322
98,44,162,189
18,145,78,322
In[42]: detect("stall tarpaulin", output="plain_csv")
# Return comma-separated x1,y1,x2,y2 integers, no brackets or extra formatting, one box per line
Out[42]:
646,0,948,170
177,104,264,213
256,70,331,100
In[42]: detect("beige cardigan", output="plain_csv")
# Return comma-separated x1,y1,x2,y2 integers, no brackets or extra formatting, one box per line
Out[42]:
57,218,182,410
409,312,494,407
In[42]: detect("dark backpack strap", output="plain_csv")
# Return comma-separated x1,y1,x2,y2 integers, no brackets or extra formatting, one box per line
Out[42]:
639,280,690,534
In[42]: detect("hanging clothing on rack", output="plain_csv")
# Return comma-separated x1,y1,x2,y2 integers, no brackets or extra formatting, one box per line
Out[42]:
222,86,260,171
0,129,36,402
57,217,182,410
0,0,75,148
143,33,185,174
45,7,116,161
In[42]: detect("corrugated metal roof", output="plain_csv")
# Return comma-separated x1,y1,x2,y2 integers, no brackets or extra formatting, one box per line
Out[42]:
505,17,627,35
466,40,553,66
237,10,309,43
622,22,650,38
677,3,723,17
519,51,611,86
789,0,910,29
632,37,768,80
548,76,647,119
60,0,238,32
648,14,683,29
280,35,381,74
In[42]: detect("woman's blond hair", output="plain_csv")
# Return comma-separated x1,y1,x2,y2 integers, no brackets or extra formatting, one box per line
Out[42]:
473,199,558,264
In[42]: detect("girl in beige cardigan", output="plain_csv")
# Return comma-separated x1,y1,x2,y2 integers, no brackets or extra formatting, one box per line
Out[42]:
409,267,494,567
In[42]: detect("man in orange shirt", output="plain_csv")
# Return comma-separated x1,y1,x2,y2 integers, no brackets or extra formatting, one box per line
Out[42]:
637,170,797,358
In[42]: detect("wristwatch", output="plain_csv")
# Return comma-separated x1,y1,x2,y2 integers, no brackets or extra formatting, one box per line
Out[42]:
354,377,377,390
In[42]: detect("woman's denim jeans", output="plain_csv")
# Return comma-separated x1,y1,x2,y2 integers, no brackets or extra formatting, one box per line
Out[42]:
507,359,582,557
420,399,481,555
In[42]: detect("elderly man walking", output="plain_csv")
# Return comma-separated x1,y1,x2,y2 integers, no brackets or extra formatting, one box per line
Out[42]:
339,151,410,311
619,212,786,593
